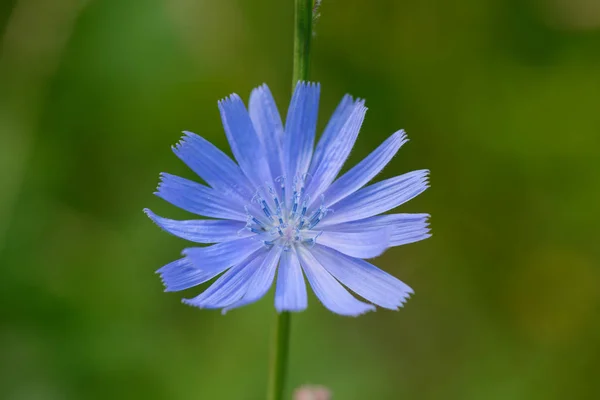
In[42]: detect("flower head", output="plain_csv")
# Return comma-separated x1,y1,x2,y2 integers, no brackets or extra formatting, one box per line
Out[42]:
145,82,430,316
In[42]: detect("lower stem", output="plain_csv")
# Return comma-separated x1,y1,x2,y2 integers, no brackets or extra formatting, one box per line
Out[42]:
267,312,291,400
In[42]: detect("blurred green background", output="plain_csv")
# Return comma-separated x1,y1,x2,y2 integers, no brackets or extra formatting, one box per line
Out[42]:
1,0,599,399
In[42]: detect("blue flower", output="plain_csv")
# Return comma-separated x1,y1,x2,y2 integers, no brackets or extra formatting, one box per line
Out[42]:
145,82,430,316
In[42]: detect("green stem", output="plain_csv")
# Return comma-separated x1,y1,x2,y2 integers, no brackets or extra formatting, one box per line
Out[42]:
292,0,313,84
267,311,291,400
267,2,314,400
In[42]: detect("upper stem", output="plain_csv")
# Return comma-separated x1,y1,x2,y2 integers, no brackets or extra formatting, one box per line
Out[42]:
292,0,313,85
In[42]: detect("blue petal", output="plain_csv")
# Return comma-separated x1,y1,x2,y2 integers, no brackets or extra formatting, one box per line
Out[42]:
172,131,254,199
249,84,284,180
305,98,367,203
218,94,273,187
323,130,408,207
275,249,307,312
183,237,264,273
183,252,267,309
157,258,225,292
144,209,249,243
322,213,431,247
311,245,413,310
296,247,375,316
322,169,429,226
155,173,247,221
390,229,431,247
283,82,320,180
222,246,283,313
309,227,391,259
308,94,354,173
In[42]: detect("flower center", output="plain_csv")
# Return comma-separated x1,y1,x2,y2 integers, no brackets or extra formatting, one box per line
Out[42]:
242,175,330,251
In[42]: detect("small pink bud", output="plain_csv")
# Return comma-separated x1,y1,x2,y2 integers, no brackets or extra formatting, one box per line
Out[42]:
293,385,332,400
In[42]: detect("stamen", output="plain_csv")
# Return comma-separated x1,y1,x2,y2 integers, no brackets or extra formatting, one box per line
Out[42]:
275,176,286,210
246,175,330,249
290,192,299,218
261,199,274,220
298,217,306,230
307,212,322,229
268,185,281,211
300,196,309,218
253,191,275,222
302,231,322,248
252,217,266,229
251,191,263,203
298,174,308,199
307,194,328,229
301,172,312,185
267,185,285,225
244,206,264,227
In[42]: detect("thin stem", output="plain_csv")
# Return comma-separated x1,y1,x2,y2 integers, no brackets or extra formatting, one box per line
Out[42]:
267,311,291,400
292,0,313,85
267,1,314,400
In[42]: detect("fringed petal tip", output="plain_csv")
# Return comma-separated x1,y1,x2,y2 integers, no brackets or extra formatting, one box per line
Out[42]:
153,174,169,195
155,257,226,293
378,290,413,311
395,129,409,145
160,278,176,293
153,172,176,194
171,130,195,152
293,81,321,90
144,207,165,228
144,208,167,234
180,292,230,310
340,93,354,104
181,297,199,308
217,93,242,105
153,173,163,194
422,169,431,185
250,83,270,96
400,289,414,304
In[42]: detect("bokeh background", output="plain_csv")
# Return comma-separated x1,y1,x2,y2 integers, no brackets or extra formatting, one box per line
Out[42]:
1,0,599,399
